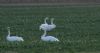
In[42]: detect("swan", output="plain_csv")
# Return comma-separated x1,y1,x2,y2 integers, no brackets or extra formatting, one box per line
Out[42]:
6,27,24,42
48,18,56,31
41,30,59,42
39,17,49,31
39,17,56,31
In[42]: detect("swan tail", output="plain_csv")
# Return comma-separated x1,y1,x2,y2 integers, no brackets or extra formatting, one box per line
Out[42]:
55,39,59,42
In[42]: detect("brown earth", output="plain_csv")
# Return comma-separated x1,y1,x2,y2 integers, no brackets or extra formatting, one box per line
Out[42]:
0,0,100,4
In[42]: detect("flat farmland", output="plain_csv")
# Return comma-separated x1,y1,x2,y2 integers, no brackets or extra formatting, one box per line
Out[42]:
0,5,100,53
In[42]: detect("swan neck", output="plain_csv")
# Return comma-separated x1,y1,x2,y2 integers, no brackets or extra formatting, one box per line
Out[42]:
51,19,54,24
8,28,10,37
42,30,47,37
44,18,47,24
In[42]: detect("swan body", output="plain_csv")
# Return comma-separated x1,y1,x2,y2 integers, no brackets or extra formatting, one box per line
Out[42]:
7,36,24,41
6,27,24,42
39,17,49,31
41,36,59,42
39,17,56,31
47,18,56,31
41,30,59,42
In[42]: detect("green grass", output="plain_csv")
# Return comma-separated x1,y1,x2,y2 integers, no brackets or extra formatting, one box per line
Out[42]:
0,5,100,53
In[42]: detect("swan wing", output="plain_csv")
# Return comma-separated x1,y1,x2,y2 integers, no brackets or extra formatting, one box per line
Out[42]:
41,36,59,42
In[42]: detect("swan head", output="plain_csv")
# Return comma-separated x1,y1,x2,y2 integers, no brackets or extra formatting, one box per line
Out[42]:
44,17,49,24
51,18,54,21
51,18,55,25
45,17,49,20
7,27,10,29
51,18,55,23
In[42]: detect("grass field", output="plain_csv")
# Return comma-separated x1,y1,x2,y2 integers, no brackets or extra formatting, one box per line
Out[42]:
0,5,100,53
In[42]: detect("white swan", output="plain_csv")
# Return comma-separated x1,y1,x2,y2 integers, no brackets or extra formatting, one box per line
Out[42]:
6,27,24,42
48,18,56,31
39,17,56,31
39,17,49,31
41,30,59,42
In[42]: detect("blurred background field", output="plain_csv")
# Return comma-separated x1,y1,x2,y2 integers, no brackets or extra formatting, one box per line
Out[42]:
0,0,100,4
0,4,100,53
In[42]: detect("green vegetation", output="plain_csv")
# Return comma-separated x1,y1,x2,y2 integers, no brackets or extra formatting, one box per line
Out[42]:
0,5,100,53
